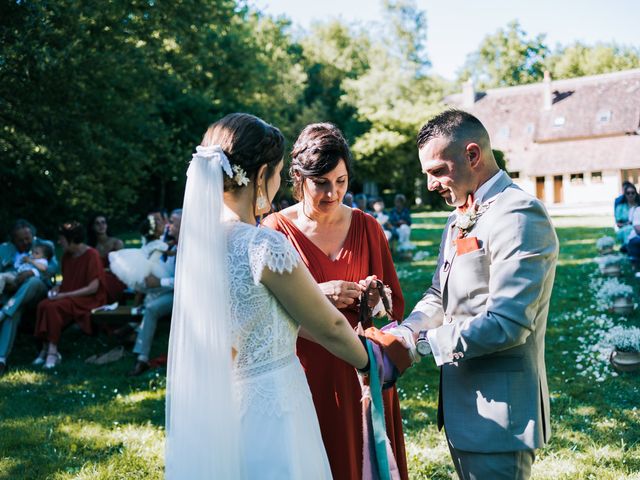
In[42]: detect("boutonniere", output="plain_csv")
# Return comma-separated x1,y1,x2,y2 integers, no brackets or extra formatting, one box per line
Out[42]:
454,201,490,238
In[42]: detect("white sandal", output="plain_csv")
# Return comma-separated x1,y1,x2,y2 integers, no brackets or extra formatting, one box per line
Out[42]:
43,352,62,369
32,350,47,366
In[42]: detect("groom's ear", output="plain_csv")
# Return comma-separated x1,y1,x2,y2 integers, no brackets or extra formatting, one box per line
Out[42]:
465,143,482,169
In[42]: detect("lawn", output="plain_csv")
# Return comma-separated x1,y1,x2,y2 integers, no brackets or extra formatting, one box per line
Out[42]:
1,213,638,479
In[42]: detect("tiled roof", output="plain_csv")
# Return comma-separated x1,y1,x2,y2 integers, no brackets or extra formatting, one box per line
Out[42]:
445,69,640,174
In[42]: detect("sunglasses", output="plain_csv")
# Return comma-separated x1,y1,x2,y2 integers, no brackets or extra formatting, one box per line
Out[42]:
625,191,636,195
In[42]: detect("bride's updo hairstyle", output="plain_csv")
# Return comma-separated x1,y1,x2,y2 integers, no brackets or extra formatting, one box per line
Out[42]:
202,113,285,192
290,123,352,201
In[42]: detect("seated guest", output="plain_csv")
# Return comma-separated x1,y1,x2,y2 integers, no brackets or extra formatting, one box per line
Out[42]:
389,193,413,247
614,181,633,210
614,183,639,247
87,213,125,303
372,198,393,241
627,203,640,263
128,209,182,376
343,191,355,208
354,193,372,214
0,220,58,375
0,243,53,295
33,221,106,369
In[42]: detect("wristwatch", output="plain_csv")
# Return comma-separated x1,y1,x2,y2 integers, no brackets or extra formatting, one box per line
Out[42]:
416,330,432,357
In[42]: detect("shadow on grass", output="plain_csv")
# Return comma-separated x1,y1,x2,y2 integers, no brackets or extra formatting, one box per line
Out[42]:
0,322,169,478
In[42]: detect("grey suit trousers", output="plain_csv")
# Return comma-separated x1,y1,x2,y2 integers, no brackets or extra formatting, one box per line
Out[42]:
133,290,173,361
0,277,48,358
447,434,534,480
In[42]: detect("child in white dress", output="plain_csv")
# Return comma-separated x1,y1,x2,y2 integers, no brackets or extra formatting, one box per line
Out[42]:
108,215,170,292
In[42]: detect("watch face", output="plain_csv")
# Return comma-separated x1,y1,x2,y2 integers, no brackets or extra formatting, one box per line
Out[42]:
416,340,431,356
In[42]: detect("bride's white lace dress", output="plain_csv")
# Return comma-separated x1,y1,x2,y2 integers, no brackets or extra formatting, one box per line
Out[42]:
227,221,333,479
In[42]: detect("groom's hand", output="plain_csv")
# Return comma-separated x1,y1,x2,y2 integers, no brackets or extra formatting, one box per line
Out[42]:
385,324,421,364
319,280,365,309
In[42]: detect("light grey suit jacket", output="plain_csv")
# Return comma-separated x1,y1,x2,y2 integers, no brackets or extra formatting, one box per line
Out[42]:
404,171,558,453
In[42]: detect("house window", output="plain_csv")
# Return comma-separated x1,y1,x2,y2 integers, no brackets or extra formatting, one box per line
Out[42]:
554,116,566,127
509,171,520,179
591,171,603,183
570,173,584,185
498,126,510,139
525,123,534,134
596,110,612,123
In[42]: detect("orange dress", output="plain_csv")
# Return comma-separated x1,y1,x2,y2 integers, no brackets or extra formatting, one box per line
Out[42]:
264,209,408,480
35,247,106,343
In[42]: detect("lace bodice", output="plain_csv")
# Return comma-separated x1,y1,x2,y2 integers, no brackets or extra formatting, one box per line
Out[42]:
225,222,301,380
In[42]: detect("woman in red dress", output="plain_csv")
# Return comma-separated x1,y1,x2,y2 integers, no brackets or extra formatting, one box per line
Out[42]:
87,213,125,303
33,221,106,369
263,123,408,480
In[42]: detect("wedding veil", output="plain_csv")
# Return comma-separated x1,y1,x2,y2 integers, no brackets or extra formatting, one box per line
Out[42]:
165,146,241,478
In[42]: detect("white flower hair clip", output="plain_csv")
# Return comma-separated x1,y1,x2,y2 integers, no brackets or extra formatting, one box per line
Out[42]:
232,165,250,186
192,144,250,187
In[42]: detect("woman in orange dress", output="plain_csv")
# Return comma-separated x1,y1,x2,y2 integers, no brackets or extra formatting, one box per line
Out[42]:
263,123,408,480
33,221,106,369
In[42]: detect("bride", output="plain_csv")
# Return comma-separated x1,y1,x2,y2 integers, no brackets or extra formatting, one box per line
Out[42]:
164,113,369,479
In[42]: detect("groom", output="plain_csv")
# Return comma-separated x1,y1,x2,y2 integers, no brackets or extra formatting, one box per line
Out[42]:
396,110,558,479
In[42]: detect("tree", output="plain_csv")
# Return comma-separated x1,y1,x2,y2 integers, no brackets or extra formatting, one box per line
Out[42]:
339,1,445,200
0,0,308,235
381,0,430,74
546,42,640,80
458,20,548,89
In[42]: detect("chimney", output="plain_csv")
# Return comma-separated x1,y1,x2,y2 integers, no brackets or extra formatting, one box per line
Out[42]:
543,71,552,110
463,78,475,108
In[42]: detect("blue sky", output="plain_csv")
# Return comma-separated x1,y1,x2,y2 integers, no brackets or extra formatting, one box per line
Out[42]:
255,0,640,79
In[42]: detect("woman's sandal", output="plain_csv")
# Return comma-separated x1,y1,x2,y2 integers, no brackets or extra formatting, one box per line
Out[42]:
43,352,62,369
32,350,47,366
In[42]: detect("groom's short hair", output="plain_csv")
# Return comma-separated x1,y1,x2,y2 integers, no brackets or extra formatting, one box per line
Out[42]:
417,109,490,149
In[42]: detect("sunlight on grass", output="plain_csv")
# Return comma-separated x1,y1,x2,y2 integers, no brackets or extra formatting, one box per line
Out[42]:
413,211,450,219
573,406,597,416
533,455,580,478
557,258,597,266
562,238,597,246
117,389,165,405
412,223,449,231
1,370,49,386
551,216,611,228
413,239,436,247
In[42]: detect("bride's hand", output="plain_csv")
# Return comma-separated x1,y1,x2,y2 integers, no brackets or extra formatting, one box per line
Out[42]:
319,280,365,309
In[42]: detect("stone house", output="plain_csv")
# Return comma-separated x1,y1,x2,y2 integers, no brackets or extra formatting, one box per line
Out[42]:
445,69,640,208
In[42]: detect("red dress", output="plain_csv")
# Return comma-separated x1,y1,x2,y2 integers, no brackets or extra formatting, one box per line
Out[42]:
35,247,107,343
100,255,126,304
264,209,408,480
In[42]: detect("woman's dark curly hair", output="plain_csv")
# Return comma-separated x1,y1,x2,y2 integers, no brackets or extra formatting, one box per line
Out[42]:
289,123,352,201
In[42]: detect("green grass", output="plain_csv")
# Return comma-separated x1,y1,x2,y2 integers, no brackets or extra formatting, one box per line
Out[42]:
1,213,639,479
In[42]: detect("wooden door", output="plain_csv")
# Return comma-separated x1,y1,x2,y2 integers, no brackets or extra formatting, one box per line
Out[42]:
536,176,545,201
553,175,563,203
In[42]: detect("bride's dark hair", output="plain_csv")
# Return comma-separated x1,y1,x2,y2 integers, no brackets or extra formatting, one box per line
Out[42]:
201,113,285,192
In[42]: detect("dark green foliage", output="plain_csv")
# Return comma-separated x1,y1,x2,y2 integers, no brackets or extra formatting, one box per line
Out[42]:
0,0,303,237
